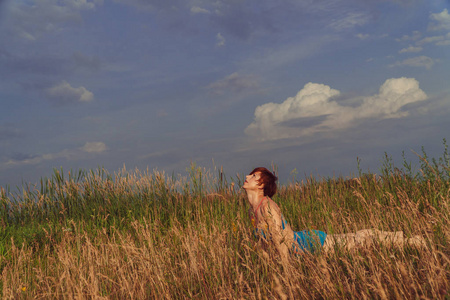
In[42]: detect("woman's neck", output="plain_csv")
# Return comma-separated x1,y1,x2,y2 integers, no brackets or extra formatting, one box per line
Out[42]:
246,189,265,211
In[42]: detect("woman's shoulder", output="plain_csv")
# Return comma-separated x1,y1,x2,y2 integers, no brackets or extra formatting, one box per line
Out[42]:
260,198,281,215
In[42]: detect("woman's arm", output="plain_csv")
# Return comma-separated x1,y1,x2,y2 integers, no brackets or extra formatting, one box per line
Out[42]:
260,202,291,262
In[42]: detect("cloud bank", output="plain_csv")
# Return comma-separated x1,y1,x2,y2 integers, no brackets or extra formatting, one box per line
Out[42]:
245,77,427,140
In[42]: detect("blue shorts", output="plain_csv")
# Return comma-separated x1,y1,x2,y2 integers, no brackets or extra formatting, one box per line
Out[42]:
293,230,327,252
253,228,327,253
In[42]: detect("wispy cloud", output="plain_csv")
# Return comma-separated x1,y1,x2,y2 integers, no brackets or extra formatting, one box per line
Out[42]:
191,6,210,14
206,72,259,96
416,35,447,46
245,78,427,140
3,142,107,167
389,56,435,69
328,11,369,31
216,33,225,47
5,0,101,41
395,31,422,42
243,35,338,72
398,45,423,53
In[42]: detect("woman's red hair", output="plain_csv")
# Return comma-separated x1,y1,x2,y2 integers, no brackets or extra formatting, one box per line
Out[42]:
249,167,278,197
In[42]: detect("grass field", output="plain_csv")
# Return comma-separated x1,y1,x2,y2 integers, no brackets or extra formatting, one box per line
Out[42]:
0,146,449,299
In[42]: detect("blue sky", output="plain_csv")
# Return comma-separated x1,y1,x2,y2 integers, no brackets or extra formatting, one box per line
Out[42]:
1,0,450,188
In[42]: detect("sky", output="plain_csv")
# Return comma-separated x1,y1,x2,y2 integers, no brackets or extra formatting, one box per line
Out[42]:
1,0,450,188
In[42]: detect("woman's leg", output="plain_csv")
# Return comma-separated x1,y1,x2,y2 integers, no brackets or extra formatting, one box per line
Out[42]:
323,229,426,252
355,229,404,247
323,233,357,252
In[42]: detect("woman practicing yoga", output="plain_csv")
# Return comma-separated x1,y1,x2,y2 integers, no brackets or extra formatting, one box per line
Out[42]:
243,167,426,261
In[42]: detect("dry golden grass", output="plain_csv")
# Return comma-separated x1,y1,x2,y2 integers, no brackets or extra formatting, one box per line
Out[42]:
0,162,449,299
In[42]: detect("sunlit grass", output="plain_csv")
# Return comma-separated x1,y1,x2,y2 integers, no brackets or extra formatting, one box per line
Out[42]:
0,144,449,298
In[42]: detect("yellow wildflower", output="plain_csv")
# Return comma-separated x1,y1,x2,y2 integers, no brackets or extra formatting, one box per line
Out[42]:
232,222,237,233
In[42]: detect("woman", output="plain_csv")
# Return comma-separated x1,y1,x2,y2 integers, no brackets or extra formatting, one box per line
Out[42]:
243,167,426,260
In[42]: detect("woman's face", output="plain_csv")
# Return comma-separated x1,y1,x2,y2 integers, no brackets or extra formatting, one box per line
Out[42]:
243,172,262,190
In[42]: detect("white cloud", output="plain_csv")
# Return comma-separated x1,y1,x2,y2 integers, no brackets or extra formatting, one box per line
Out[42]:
358,78,427,118
245,78,427,140
429,9,450,31
45,81,94,104
399,45,422,53
216,32,225,47
81,142,107,153
389,56,435,69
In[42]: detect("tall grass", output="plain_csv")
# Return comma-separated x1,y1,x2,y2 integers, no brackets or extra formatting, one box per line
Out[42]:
0,146,449,299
